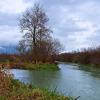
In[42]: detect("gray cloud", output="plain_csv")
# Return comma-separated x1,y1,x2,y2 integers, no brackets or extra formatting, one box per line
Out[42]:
0,13,18,26
0,0,100,52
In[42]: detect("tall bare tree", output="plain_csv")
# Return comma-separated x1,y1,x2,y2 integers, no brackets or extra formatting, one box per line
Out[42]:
18,3,62,63
19,4,51,63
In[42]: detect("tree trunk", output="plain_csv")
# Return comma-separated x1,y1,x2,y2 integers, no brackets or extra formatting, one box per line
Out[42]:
33,26,37,63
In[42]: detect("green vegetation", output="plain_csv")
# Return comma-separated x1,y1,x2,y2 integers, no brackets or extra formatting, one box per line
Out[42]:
24,63,59,70
0,55,59,70
16,63,60,70
0,70,74,100
77,63,100,72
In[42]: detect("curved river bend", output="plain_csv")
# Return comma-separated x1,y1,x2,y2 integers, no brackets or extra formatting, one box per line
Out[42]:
10,63,100,100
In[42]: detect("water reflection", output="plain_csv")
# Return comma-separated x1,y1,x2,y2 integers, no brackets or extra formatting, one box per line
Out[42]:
11,69,62,89
11,63,100,100
77,64,100,79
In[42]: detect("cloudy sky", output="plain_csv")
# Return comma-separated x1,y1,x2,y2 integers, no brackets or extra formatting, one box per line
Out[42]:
0,0,100,52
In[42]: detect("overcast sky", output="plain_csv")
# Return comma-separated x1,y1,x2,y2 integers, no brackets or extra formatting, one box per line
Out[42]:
0,0,100,52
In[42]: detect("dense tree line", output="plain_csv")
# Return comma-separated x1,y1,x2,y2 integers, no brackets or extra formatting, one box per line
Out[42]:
57,47,100,67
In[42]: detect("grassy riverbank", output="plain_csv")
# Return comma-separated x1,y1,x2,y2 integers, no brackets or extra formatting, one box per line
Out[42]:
62,62,100,73
0,61,59,70
59,61,100,69
68,62,100,69
15,63,60,70
0,70,74,100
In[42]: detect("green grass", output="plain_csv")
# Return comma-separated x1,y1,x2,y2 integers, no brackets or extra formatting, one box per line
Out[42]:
19,63,60,70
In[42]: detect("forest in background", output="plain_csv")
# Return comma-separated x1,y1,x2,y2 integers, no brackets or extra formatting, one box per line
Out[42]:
57,47,100,67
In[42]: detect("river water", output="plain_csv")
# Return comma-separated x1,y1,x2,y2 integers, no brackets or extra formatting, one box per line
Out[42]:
10,63,100,100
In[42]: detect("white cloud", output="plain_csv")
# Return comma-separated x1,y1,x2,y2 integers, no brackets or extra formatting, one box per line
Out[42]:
0,0,100,52
0,0,33,14
0,25,22,45
46,0,100,51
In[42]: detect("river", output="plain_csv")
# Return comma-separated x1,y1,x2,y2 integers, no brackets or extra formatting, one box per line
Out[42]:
10,63,100,100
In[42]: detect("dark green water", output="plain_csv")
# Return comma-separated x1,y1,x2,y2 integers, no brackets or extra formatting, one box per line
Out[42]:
10,63,100,100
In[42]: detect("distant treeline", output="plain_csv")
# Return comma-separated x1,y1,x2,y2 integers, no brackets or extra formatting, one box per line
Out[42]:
0,54,19,62
57,47,100,67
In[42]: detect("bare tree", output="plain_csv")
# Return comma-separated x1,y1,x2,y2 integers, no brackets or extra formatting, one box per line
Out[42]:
19,4,51,63
18,3,62,63
17,40,26,54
